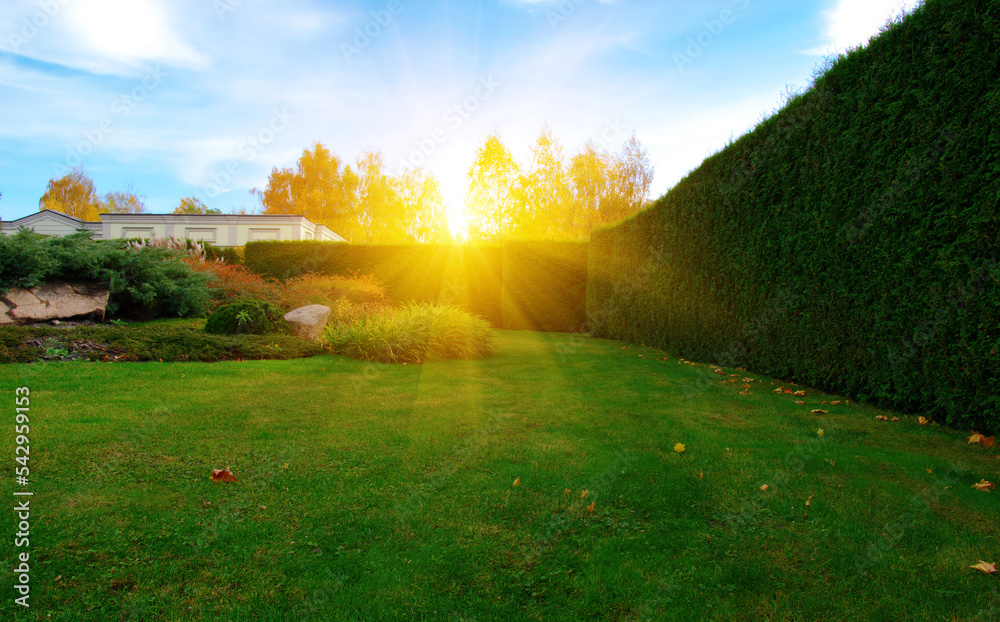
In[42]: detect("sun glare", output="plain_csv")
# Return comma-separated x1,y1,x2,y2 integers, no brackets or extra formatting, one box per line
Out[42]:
447,202,469,241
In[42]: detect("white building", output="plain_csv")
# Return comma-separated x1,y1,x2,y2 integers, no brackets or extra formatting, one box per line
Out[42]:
0,210,346,246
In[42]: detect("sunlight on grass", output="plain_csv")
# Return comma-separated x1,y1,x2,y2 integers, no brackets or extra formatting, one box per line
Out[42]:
2,332,996,620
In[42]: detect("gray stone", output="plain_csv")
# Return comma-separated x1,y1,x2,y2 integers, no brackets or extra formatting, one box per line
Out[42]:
284,304,331,341
1,281,110,324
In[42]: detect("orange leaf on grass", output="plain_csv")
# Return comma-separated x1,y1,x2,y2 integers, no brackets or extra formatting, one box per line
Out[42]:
918,416,930,426
982,437,996,449
813,409,829,415
875,415,889,421
970,561,997,574
211,467,236,483
969,433,987,444
783,388,795,395
586,501,595,512
793,390,806,397
579,489,589,499
674,443,686,453
830,400,843,406
759,484,769,492
513,477,521,487
972,479,995,492
795,401,806,405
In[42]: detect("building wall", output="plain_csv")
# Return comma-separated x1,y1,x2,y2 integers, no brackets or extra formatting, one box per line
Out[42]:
3,212,345,246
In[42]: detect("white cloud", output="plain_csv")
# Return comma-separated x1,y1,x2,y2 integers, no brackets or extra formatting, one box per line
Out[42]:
805,0,922,56
0,0,208,75
63,0,208,70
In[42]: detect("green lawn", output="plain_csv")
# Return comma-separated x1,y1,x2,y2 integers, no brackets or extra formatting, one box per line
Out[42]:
2,330,998,621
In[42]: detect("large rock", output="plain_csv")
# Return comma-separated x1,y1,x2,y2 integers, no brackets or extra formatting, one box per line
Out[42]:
284,305,332,341
1,281,110,324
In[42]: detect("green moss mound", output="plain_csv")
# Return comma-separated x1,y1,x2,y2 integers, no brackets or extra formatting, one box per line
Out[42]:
205,299,288,336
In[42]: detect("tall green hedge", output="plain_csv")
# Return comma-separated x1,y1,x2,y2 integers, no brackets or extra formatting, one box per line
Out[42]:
244,242,505,326
587,0,1000,433
502,241,589,332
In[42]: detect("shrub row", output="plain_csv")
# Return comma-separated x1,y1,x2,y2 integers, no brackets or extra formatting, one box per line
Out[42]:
587,0,1000,433
244,241,591,332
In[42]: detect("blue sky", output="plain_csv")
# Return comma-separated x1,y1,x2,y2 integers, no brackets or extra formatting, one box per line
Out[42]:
0,0,920,228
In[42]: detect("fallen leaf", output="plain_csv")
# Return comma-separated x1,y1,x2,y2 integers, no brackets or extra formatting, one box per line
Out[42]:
875,415,889,421
926,468,933,474
830,400,843,406
586,501,595,512
805,494,814,507
970,561,997,574
699,471,704,480
969,433,986,444
579,489,589,499
759,484,769,492
972,479,995,492
918,416,930,426
742,378,755,383
783,388,794,395
982,437,996,449
773,387,784,393
813,409,830,415
794,390,806,397
795,400,806,405
817,429,824,437
564,488,571,494
891,417,899,422
513,477,521,487
714,368,726,375
674,443,686,453
211,467,237,483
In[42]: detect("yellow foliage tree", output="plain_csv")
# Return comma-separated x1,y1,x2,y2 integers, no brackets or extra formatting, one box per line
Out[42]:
39,168,101,221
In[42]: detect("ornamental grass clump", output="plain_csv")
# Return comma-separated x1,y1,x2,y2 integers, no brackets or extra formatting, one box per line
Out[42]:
322,303,496,363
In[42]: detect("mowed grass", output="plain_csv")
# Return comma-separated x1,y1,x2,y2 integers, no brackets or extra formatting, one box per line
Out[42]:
2,330,998,621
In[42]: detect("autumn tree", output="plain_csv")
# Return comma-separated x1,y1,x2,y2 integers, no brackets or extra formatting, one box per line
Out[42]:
102,182,148,215
259,143,450,244
39,168,101,221
518,126,573,239
174,197,221,214
355,151,451,244
399,169,451,243
465,132,524,243
258,143,360,241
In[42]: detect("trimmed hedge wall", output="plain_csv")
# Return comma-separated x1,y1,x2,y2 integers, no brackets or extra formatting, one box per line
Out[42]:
502,241,589,332
244,242,505,326
587,0,1000,433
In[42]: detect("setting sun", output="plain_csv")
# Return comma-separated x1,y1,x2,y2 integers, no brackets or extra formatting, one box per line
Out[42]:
446,202,469,241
